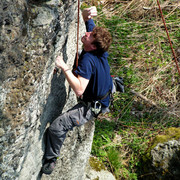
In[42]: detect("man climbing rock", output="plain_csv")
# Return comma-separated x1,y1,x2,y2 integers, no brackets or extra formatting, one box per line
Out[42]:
42,6,113,175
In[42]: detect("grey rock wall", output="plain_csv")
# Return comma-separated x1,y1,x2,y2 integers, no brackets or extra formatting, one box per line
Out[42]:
0,0,95,179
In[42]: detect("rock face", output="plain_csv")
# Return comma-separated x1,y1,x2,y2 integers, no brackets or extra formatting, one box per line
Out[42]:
150,140,180,179
0,0,95,179
142,127,180,180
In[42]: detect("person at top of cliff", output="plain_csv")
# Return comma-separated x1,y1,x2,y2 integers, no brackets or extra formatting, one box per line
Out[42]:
41,6,113,175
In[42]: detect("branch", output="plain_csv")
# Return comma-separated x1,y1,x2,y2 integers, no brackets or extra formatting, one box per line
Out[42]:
130,90,159,108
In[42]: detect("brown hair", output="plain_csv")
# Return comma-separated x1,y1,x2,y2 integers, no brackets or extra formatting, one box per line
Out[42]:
92,27,112,54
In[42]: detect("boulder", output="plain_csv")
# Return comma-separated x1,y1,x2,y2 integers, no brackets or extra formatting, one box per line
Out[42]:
141,127,180,180
84,156,116,180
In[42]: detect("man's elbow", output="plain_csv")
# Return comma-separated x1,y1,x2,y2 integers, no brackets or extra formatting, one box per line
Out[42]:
75,89,84,97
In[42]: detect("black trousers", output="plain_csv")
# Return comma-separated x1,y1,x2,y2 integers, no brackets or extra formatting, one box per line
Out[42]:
44,103,95,160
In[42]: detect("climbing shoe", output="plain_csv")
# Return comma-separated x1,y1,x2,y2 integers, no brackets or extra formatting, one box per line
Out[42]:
42,158,57,175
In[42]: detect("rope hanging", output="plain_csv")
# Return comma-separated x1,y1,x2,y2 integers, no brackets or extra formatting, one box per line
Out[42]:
75,0,80,69
54,0,80,75
157,0,180,76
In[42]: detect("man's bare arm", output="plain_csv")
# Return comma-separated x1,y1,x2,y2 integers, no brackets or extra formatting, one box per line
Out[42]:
55,56,89,96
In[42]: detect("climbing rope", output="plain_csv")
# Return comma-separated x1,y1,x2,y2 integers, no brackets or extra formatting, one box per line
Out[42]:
54,0,80,74
157,0,180,76
75,0,80,69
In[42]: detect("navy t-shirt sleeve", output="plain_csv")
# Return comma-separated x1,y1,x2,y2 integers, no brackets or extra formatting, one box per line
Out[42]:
74,54,94,80
85,19,95,32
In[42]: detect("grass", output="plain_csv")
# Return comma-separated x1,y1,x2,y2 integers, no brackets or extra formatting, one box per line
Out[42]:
82,0,180,179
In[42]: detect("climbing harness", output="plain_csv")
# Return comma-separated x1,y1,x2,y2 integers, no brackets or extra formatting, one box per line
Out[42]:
91,101,102,115
157,0,180,76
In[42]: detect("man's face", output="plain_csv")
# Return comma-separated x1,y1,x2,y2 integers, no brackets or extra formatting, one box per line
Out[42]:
81,32,96,51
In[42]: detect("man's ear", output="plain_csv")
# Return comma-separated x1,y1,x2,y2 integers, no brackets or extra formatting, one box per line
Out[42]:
90,44,97,50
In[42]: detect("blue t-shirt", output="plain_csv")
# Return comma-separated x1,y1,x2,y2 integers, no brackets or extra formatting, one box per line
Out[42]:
75,19,112,107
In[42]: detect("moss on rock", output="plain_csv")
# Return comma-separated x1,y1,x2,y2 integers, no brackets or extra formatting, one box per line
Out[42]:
89,156,106,172
141,127,180,179
152,127,180,149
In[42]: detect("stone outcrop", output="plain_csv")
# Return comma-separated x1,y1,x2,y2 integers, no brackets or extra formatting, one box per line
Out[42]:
0,0,95,179
141,127,180,180
84,156,116,180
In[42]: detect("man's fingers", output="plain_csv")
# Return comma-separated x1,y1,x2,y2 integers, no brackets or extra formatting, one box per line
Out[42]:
57,55,63,61
89,6,97,16
82,6,97,21
86,6,97,16
90,12,97,16
55,55,63,68
88,11,97,18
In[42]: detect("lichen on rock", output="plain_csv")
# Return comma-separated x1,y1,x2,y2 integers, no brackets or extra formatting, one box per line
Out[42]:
89,156,106,172
85,156,116,180
141,127,180,180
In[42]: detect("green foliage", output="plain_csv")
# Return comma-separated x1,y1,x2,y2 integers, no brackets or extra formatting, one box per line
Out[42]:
85,0,180,179
107,147,122,177
92,119,116,159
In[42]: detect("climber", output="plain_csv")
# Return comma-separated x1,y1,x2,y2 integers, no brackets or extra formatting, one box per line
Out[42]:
41,6,113,175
